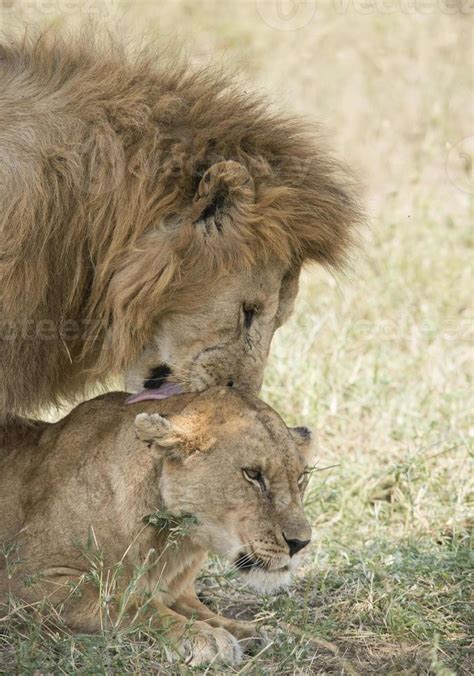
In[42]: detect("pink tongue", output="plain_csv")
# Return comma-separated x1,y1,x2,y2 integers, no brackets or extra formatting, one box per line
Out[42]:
126,383,183,404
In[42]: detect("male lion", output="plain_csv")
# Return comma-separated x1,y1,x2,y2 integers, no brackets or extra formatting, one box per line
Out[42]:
0,29,362,420
0,388,313,666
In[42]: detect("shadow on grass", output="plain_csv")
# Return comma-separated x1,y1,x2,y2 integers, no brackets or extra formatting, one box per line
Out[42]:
200,531,472,674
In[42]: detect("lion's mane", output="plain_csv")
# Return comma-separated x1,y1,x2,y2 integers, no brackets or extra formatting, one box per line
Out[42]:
0,28,363,417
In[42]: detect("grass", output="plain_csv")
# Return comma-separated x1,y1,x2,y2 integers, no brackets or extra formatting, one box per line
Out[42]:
1,1,473,674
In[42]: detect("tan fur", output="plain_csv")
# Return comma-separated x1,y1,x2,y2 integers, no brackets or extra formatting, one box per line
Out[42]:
0,388,313,666
0,28,363,419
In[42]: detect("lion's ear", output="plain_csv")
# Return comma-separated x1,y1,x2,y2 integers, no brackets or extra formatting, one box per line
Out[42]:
134,412,195,461
190,160,255,236
289,426,315,461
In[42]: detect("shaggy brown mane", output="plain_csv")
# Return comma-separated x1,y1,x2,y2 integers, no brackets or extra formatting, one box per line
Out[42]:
0,27,363,418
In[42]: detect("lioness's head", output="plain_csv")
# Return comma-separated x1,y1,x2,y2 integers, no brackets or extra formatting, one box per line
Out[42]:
134,387,313,592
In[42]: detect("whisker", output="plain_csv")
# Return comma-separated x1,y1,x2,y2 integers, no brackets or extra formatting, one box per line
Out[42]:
308,463,340,473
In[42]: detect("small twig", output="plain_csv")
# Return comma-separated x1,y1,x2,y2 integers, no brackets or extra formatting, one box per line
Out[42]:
235,640,275,674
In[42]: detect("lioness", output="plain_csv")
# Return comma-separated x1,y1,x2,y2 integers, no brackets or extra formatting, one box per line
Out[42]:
0,29,362,420
0,388,313,666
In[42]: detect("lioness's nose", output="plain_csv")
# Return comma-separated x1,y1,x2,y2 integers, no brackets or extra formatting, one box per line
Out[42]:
284,534,311,557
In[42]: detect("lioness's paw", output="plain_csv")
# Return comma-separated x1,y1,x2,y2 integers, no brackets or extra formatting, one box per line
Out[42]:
180,625,242,666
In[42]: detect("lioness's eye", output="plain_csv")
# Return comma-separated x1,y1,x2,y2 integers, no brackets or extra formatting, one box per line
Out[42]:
242,467,267,491
242,304,258,329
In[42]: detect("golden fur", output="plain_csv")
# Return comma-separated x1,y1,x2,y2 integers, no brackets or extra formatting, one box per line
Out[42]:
0,388,313,666
0,28,362,419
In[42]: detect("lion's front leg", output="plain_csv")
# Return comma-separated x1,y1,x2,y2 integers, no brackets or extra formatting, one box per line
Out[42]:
171,587,262,647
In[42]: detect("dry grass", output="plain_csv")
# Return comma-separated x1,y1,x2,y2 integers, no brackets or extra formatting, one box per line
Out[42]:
1,1,472,673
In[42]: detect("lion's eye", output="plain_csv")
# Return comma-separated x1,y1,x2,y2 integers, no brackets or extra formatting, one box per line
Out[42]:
242,467,267,491
242,304,258,329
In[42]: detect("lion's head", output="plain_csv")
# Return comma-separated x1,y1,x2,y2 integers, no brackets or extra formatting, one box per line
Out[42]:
134,386,313,591
102,140,360,399
121,161,304,400
118,150,357,401
124,260,300,399
0,32,363,418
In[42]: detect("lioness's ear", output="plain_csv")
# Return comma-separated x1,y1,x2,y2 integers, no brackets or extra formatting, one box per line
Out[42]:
134,413,193,461
289,426,314,461
191,160,255,236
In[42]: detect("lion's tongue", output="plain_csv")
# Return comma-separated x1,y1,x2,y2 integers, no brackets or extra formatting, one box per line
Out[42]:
125,383,183,404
